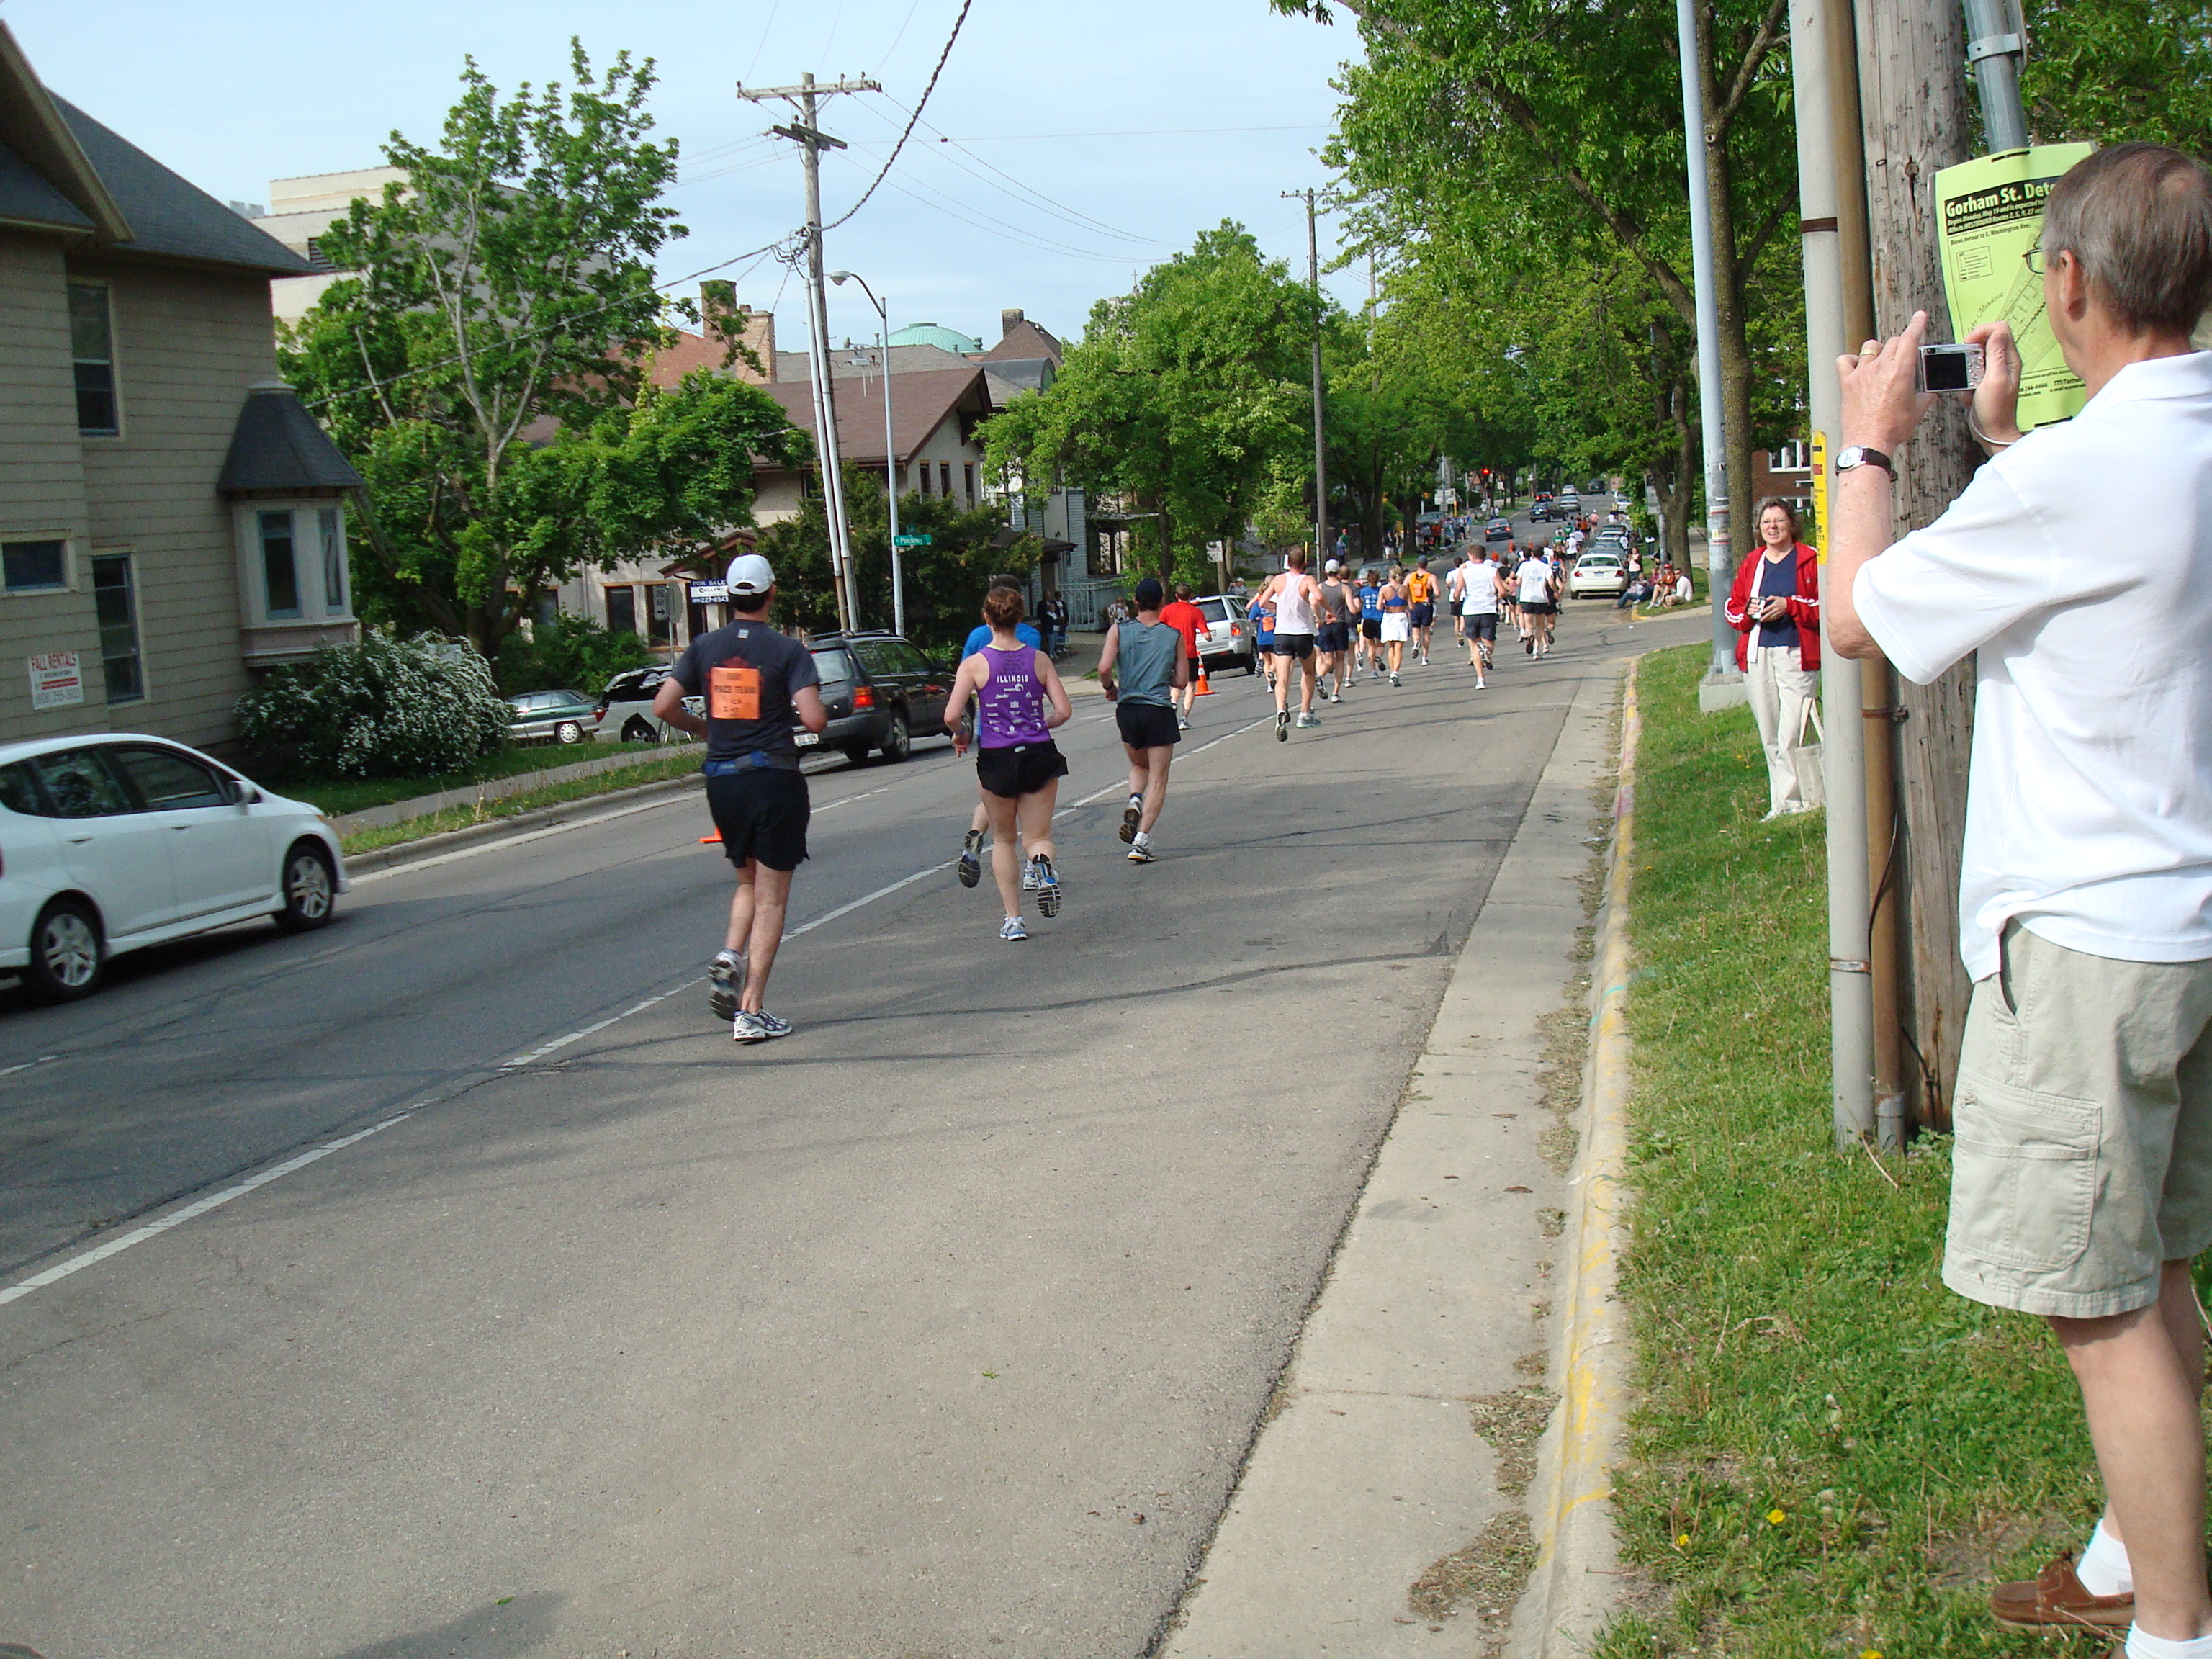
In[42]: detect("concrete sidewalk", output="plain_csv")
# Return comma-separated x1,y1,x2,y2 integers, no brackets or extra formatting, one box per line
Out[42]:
1166,665,1625,1657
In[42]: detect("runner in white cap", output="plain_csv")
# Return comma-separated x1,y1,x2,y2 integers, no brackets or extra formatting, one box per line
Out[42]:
655,553,827,1043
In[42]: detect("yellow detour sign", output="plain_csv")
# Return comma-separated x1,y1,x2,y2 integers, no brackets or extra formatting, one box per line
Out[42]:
1934,143,2095,431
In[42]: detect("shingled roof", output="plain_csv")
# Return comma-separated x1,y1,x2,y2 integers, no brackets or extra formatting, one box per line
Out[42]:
217,383,366,495
755,364,995,469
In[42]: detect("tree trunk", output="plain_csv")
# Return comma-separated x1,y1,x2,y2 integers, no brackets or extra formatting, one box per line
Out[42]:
1857,0,1979,1131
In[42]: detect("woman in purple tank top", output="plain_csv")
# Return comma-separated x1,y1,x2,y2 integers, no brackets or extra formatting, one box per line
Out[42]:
943,587,1074,941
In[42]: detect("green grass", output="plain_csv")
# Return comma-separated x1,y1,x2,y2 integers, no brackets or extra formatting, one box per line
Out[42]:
271,741,688,818
1596,644,2110,1659
337,751,705,857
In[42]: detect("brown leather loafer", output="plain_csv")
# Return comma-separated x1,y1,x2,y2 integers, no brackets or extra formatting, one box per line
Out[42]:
1990,1552,2134,1630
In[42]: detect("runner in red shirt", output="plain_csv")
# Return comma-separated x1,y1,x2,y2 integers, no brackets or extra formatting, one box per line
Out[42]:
1156,583,1208,732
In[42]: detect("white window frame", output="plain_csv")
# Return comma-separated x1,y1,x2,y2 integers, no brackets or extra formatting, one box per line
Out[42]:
66,278,122,441
233,502,357,628
1,531,73,595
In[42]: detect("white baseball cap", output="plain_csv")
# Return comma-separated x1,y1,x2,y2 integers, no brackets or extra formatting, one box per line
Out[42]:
1323,558,1340,572
727,552,775,595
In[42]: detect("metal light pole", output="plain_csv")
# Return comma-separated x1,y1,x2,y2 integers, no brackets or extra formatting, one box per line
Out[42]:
830,270,903,637
1961,0,2029,151
1675,0,1736,680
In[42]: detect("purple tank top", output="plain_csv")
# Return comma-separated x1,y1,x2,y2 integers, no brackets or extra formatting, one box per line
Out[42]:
977,643,1051,747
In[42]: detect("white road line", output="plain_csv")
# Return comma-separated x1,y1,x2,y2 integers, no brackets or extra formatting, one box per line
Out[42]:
0,1108,422,1308
1,706,1282,1310
0,1056,59,1080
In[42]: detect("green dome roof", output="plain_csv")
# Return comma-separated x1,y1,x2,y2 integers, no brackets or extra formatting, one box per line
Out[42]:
886,321,983,354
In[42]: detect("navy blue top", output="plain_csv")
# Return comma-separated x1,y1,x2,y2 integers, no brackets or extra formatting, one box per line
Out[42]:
1755,553,1799,649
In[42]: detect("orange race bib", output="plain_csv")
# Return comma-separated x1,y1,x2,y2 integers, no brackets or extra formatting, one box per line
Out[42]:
709,664,763,720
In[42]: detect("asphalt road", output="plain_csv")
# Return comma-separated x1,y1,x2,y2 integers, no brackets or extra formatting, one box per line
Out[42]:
1,544,1700,1659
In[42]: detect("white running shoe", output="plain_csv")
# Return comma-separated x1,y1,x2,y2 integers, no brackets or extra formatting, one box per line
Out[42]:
1032,854,1061,917
709,949,745,1022
732,1009,793,1043
999,916,1029,942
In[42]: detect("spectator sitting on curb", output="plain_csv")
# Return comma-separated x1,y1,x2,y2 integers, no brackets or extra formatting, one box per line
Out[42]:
1830,143,2212,1658
1725,498,1822,820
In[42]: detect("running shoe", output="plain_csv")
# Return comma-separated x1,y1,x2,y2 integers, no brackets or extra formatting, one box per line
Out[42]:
1023,860,1041,891
1295,711,1321,729
1390,672,1401,686
708,949,745,1022
1275,709,1290,742
1120,795,1143,843
1329,691,1343,703
1127,840,1156,863
1477,677,1488,689
1524,636,1535,655
957,829,984,889
1177,715,1191,732
1000,916,1030,942
732,1008,794,1043
1033,854,1062,917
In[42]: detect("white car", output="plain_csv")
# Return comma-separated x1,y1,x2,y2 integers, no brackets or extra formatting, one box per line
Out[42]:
1194,594,1256,675
1568,553,1628,598
0,733,348,1001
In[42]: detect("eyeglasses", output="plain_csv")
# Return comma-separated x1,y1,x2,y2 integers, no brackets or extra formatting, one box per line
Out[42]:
2022,247,2049,275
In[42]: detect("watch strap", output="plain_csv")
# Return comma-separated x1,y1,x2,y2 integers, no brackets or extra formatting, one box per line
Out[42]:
1840,445,1895,477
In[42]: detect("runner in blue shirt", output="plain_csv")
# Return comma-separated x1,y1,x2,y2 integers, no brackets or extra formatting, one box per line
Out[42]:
1357,573,1385,680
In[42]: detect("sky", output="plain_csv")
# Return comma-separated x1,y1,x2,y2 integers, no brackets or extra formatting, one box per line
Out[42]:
12,0,1371,355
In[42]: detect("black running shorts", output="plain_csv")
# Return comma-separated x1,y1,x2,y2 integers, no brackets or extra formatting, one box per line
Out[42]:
1317,621,1351,652
977,740,1069,799
1271,631,1316,659
1466,613,1499,642
1360,618,1383,641
705,767,810,871
1411,602,1434,627
1116,701,1181,750
1521,598,1557,616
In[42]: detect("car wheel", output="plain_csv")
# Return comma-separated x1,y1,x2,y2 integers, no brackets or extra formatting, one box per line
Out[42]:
880,711,912,763
274,842,338,932
554,719,585,745
842,745,873,765
621,716,659,745
25,897,102,1002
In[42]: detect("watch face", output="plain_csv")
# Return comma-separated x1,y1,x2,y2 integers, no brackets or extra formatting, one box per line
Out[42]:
1837,446,1865,468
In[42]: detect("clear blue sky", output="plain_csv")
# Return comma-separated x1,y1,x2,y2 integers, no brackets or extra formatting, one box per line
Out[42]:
13,0,1370,353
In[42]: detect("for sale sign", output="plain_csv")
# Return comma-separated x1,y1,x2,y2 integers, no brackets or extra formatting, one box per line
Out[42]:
27,650,82,709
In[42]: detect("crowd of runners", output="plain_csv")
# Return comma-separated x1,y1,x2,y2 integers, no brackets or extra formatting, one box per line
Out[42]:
655,517,1604,1042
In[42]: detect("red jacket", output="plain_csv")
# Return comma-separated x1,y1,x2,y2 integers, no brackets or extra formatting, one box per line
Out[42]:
1725,541,1821,672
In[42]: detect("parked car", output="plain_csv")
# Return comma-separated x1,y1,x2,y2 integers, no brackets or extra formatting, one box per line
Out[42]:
1194,594,1256,675
1529,493,1555,523
1557,492,1583,521
0,734,347,1001
506,688,598,746
808,631,953,765
1567,552,1628,598
593,665,701,745
1593,525,1634,554
1485,516,1515,542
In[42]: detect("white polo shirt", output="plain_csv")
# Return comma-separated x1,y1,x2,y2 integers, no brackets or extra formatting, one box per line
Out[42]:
1855,351,2212,981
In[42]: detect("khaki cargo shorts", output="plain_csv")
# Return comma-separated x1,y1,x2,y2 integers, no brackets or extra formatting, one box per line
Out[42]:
1945,921,2212,1319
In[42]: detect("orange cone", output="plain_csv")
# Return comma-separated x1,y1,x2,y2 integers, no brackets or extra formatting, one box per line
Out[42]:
699,831,721,845
1193,655,1214,696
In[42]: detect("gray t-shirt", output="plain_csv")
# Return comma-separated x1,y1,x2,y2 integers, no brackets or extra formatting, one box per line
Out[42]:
1113,618,1180,707
671,619,821,768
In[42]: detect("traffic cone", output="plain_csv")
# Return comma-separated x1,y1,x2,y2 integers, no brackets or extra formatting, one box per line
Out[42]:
699,830,721,845
1193,655,1214,696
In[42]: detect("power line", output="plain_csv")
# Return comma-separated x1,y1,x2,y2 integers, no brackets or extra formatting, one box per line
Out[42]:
743,0,782,81
903,123,1330,141
867,91,1161,247
820,0,974,233
874,0,927,71
297,243,788,413
828,148,1134,264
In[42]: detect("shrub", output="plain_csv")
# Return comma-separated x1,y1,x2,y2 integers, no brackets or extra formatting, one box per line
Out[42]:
494,611,652,696
236,634,513,779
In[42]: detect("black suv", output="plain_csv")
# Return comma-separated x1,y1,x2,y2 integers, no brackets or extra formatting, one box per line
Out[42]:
807,631,952,765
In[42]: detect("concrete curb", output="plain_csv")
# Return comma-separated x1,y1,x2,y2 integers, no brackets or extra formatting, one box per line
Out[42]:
1503,658,1642,1659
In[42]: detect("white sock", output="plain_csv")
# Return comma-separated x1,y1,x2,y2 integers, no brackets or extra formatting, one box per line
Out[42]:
2080,1517,2134,1596
2125,1627,2212,1659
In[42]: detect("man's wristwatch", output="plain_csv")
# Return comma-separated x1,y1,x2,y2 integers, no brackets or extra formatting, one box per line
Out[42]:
1835,445,1895,479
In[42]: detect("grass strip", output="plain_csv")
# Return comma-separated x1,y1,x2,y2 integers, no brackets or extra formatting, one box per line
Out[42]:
275,742,686,817
1594,644,2109,1659
338,752,704,857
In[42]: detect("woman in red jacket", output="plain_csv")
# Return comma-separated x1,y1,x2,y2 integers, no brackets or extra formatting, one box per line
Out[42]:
1725,498,1822,819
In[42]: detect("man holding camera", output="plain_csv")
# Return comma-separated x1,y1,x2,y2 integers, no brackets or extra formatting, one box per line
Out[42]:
1831,145,2212,1659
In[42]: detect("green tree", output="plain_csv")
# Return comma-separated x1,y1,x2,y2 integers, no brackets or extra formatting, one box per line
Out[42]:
753,472,1032,654
1277,0,1804,569
985,222,1318,583
2021,0,2212,153
283,43,802,652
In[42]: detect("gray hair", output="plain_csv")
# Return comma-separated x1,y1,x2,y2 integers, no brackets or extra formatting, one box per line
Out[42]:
2041,143,2212,337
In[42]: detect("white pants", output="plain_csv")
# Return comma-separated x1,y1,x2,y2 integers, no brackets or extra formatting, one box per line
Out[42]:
1745,642,1819,816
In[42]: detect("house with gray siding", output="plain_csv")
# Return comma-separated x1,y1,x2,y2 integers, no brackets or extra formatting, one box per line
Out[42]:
0,22,361,752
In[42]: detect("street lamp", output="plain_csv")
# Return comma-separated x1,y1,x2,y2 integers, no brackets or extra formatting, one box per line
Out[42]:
828,269,904,636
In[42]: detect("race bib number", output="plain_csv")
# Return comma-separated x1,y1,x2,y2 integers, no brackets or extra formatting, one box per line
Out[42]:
709,664,763,720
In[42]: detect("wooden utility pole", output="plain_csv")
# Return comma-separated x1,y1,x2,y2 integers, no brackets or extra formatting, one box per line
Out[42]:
741,72,880,632
1854,0,1979,1129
